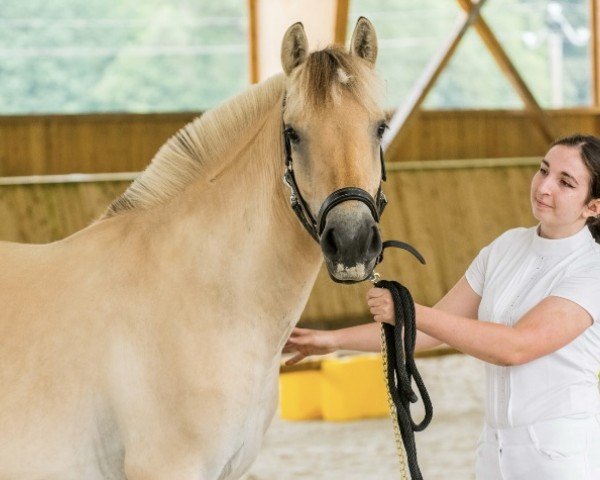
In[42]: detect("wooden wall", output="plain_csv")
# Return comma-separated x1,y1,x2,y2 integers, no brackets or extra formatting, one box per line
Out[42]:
1,109,599,176
393,109,600,160
0,113,196,176
0,181,127,243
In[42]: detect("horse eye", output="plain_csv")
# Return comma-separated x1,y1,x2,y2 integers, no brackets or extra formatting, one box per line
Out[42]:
376,122,388,139
284,127,300,144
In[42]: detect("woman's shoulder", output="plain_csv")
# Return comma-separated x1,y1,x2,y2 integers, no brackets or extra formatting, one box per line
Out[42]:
570,240,600,272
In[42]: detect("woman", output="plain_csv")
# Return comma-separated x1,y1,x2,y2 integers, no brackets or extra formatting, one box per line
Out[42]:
284,134,600,479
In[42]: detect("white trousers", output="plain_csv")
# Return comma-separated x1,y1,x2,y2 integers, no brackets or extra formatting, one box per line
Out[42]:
475,414,600,480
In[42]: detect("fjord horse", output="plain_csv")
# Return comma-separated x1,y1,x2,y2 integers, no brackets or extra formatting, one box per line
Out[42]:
0,18,387,479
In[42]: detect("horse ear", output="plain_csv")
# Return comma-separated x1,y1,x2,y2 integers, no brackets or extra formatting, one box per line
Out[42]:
281,22,309,76
349,17,378,67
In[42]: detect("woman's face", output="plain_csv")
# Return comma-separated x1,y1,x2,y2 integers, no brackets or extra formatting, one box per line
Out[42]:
530,144,595,237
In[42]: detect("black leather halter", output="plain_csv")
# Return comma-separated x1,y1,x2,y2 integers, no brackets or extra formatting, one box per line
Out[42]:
282,107,388,243
281,94,426,268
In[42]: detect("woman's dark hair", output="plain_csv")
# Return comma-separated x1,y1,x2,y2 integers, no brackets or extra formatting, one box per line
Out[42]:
552,133,600,243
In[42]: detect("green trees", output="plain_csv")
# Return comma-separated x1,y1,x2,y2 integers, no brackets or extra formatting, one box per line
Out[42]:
0,0,591,114
0,0,247,113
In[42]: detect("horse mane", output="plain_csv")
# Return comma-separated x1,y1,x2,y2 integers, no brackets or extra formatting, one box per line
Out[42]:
101,46,383,219
100,74,286,219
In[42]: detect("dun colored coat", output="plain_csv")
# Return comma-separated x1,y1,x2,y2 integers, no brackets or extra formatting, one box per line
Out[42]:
0,18,387,479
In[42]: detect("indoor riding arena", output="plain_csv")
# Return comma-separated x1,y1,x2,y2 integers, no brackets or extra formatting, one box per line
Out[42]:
2,1,600,480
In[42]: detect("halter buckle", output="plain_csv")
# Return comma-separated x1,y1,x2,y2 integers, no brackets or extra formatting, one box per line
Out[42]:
368,272,381,284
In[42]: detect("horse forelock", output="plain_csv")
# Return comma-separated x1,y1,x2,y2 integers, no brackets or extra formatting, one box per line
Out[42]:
288,46,384,115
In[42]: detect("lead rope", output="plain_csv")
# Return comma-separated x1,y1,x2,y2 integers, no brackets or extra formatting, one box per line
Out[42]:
370,274,433,480
380,324,411,480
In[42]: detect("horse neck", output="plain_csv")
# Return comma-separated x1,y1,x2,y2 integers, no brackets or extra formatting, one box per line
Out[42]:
142,96,323,335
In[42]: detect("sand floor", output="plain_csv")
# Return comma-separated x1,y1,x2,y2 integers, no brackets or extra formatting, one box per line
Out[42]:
243,353,486,480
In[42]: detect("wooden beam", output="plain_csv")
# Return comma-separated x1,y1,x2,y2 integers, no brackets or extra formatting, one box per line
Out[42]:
247,0,260,84
334,0,350,46
385,156,540,172
383,0,487,157
591,0,600,107
0,172,139,186
455,0,555,144
0,157,541,187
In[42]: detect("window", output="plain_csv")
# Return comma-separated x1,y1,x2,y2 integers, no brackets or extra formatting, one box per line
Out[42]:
0,0,248,114
349,0,591,109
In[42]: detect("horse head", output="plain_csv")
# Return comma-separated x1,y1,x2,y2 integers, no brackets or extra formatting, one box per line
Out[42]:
281,17,387,283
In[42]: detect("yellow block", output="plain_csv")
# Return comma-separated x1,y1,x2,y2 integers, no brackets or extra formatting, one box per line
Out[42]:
320,354,389,421
279,370,322,420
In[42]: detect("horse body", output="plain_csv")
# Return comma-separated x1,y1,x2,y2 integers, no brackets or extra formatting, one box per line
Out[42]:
0,18,385,479
0,235,125,479
0,100,322,479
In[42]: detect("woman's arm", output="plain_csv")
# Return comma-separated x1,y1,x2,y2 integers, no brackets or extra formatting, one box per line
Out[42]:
285,275,482,365
368,276,482,352
283,323,381,365
416,296,592,366
283,323,371,362
370,276,593,366
283,319,442,366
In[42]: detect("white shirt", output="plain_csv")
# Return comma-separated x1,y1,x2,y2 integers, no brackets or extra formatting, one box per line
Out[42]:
466,225,600,428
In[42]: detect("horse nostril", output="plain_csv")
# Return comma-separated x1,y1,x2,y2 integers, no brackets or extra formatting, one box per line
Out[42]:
367,226,382,256
321,226,339,257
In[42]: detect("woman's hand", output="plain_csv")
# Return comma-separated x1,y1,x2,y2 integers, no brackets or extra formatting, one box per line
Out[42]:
283,327,339,365
367,287,395,325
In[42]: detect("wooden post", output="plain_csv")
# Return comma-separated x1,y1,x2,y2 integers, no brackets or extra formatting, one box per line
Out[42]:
247,0,260,84
246,0,339,82
334,0,350,46
591,0,600,107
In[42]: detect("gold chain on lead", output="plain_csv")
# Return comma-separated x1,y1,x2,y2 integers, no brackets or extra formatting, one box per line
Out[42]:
381,323,411,480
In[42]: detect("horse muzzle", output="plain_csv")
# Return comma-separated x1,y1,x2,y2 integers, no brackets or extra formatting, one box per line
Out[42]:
319,202,382,283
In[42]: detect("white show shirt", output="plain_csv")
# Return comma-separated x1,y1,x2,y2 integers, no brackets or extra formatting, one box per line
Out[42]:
466,225,600,428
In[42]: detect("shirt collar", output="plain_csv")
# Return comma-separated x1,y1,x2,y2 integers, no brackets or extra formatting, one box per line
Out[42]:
531,224,593,256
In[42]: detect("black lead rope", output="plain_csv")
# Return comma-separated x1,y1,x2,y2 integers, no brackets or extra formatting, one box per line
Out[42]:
374,245,432,480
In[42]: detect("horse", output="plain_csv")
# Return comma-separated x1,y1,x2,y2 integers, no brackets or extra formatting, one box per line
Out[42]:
0,17,388,479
